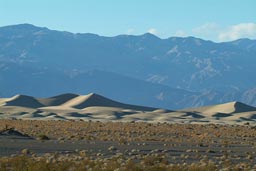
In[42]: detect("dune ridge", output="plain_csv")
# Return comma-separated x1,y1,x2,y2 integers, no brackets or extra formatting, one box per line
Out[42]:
60,93,156,111
0,93,256,125
0,95,44,108
37,93,79,106
183,101,256,115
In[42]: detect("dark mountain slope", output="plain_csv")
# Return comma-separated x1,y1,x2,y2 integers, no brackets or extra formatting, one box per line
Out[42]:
0,24,256,109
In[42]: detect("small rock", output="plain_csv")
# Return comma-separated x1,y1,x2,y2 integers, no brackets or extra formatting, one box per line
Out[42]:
108,146,117,151
21,148,30,155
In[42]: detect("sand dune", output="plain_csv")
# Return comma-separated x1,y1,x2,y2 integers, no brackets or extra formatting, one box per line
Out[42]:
61,93,156,111
183,101,256,116
37,93,79,106
0,95,44,108
0,93,256,125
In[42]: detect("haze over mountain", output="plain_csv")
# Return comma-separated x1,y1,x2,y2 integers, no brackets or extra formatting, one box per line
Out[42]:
1,24,256,109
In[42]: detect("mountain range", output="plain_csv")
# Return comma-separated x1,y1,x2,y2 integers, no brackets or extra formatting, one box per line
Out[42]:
0,24,256,109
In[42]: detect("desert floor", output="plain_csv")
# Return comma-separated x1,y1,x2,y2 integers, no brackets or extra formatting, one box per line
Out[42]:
0,120,256,170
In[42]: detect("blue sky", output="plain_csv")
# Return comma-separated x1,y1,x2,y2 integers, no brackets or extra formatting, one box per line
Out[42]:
0,0,255,42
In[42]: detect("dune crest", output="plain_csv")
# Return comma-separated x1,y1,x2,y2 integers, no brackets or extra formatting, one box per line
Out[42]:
185,101,256,115
37,93,79,106
2,94,44,108
61,93,155,110
0,93,256,125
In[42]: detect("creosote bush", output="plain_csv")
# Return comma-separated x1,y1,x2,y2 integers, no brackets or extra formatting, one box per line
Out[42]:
37,134,50,140
0,155,254,171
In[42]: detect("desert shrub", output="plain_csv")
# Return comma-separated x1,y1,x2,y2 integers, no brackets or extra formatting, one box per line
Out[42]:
123,159,144,171
141,154,168,166
186,162,217,171
10,155,29,171
0,155,255,171
37,134,50,140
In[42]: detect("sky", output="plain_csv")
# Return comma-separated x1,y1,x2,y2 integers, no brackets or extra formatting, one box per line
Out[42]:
0,0,255,42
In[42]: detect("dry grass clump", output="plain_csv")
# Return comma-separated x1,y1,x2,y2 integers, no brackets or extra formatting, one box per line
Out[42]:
1,154,255,171
0,155,77,171
37,134,50,140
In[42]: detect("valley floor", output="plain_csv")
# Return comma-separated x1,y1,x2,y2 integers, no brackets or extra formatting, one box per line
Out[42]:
0,120,256,170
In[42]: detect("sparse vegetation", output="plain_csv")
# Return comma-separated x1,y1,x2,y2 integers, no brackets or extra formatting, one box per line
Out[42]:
0,120,256,170
1,120,256,143
37,134,50,140
0,154,255,171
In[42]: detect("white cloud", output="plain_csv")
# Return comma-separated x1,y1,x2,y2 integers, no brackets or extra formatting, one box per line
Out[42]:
148,28,158,35
218,23,256,41
127,28,135,35
174,30,187,37
192,22,219,36
191,22,256,42
192,22,222,41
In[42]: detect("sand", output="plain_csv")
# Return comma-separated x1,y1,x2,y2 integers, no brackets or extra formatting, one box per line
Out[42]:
0,93,256,125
